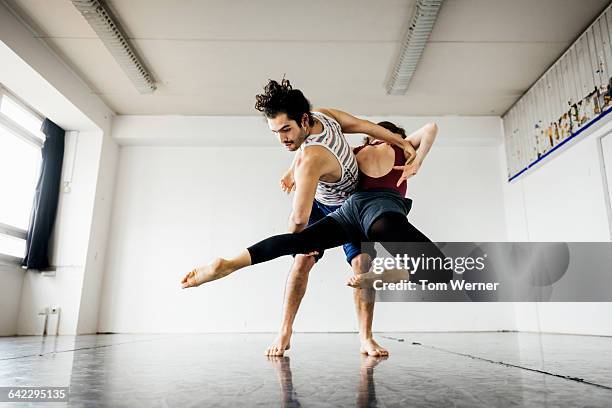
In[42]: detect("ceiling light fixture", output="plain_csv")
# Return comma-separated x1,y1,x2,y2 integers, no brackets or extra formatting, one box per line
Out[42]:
71,0,156,94
386,0,444,95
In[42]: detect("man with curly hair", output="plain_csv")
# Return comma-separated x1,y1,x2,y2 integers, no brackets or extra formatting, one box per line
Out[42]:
247,78,417,357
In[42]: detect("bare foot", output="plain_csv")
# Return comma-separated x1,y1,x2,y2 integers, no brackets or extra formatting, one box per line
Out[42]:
360,337,389,357
265,330,292,356
347,271,378,289
347,268,409,289
181,258,232,289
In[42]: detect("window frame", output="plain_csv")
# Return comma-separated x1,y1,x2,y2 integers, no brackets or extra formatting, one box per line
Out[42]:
0,84,45,265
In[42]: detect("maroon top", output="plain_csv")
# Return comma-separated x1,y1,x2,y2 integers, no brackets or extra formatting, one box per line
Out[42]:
353,143,407,196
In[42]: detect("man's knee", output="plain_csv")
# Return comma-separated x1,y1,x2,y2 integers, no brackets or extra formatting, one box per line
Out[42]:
351,253,372,275
292,254,316,275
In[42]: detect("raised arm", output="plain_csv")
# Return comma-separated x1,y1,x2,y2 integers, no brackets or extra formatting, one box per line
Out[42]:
392,122,438,186
405,122,437,163
316,107,424,184
315,108,416,160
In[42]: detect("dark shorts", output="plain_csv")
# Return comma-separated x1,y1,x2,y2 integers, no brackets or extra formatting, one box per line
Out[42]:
306,200,362,264
329,189,413,239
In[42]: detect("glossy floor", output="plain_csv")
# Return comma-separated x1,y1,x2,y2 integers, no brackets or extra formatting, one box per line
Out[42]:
0,332,611,407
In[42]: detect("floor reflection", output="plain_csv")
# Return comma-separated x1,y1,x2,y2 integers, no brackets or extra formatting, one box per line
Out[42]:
267,356,301,407
357,354,387,408
2,333,612,407
267,354,388,408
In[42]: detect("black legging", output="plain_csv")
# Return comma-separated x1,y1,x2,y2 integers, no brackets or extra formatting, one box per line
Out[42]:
247,212,452,283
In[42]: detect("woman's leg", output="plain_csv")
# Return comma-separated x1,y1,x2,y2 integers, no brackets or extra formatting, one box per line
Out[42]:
369,212,452,283
348,212,451,287
247,217,350,265
367,211,432,243
181,217,351,288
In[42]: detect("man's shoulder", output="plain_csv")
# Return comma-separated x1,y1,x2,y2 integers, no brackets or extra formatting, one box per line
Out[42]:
312,108,333,116
299,144,338,170
301,144,331,160
313,108,344,126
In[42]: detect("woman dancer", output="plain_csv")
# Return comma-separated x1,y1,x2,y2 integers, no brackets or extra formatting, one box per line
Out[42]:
181,121,451,289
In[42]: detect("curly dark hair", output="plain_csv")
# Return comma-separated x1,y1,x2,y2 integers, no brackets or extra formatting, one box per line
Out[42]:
255,78,314,126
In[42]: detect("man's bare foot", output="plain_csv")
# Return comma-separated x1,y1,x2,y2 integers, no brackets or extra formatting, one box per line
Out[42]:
181,258,232,288
265,330,292,356
360,337,389,357
347,268,409,289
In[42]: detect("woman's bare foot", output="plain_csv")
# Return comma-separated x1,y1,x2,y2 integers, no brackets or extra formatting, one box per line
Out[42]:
360,337,389,357
265,329,292,356
181,258,233,288
347,271,378,289
347,268,409,289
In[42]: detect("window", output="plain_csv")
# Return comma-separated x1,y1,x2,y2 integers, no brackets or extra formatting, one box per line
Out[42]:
0,85,43,264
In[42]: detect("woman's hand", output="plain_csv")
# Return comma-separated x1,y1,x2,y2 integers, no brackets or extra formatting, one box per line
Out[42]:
394,154,422,186
280,170,295,194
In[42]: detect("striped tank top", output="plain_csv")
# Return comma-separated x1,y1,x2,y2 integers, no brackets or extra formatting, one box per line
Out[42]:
300,111,358,205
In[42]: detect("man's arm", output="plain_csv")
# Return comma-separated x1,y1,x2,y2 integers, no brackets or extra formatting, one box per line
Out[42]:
287,150,301,173
288,150,326,233
280,151,301,194
315,107,421,184
315,108,414,156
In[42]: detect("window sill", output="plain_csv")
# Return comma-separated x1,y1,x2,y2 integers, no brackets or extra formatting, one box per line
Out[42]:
0,253,22,266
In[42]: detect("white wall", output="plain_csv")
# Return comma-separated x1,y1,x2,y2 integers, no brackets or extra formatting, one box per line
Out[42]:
76,129,119,335
1,2,119,335
98,115,513,333
17,129,117,335
0,265,23,336
501,117,612,336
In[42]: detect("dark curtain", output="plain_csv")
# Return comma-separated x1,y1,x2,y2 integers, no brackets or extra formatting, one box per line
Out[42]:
21,118,65,270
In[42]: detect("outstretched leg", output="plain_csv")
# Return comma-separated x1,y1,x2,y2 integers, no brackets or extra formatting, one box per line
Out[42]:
181,253,251,288
181,217,350,288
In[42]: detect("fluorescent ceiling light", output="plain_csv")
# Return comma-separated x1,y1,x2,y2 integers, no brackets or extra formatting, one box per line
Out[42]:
71,0,156,94
386,0,444,95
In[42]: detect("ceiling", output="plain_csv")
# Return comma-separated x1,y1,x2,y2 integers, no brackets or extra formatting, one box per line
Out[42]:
5,0,611,116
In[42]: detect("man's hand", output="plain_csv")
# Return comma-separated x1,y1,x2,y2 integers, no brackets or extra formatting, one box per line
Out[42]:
402,140,417,164
394,155,422,186
280,170,295,194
